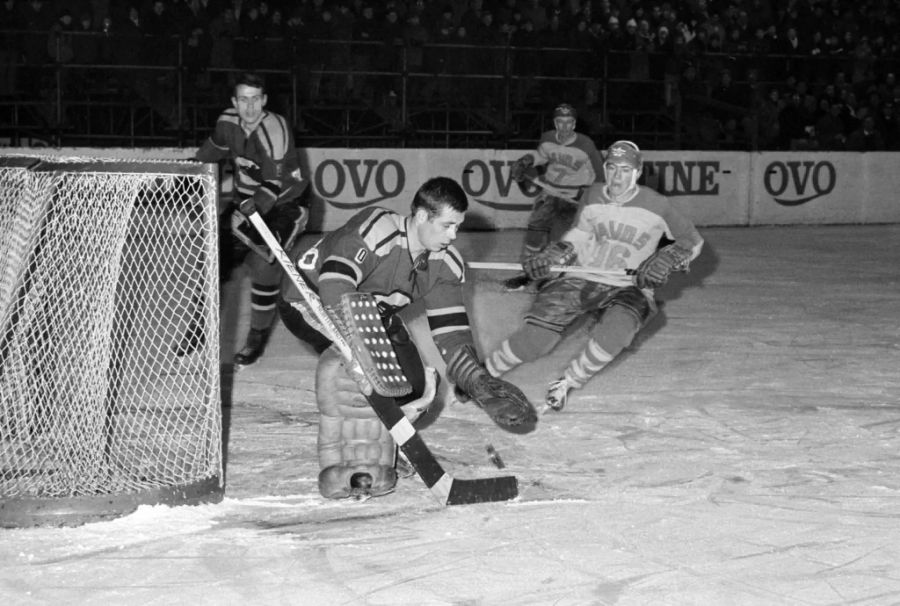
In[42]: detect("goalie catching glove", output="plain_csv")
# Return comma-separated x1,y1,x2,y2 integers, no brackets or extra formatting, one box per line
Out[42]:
523,241,577,280
446,345,537,429
635,244,693,289
510,154,535,182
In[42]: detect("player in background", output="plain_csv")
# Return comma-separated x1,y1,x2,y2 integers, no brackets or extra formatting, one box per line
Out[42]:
505,103,604,291
178,72,308,367
278,177,536,499
485,141,704,410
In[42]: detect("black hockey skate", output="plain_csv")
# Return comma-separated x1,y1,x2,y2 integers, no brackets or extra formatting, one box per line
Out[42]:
173,322,204,357
234,327,271,367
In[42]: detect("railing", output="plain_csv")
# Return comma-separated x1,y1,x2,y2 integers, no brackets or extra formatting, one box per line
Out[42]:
1,30,896,150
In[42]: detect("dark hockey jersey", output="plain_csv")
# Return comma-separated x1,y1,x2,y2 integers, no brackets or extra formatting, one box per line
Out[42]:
289,206,474,359
196,108,304,214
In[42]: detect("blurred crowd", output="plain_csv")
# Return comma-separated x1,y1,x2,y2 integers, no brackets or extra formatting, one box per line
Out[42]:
2,0,900,150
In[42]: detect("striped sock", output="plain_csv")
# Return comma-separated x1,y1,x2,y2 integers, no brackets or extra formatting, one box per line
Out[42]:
485,339,523,377
563,339,615,389
250,282,280,330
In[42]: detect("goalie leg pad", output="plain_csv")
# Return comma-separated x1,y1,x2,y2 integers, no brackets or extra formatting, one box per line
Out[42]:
316,348,397,499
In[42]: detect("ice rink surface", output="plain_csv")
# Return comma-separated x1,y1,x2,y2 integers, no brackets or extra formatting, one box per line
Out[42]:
3,224,900,605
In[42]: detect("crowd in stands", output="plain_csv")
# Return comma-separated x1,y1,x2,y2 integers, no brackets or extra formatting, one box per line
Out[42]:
2,0,900,150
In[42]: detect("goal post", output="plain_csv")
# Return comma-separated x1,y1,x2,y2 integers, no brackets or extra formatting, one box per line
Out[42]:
0,154,224,527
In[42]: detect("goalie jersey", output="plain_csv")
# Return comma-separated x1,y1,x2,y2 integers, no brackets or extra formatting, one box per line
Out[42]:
287,206,475,358
564,182,704,288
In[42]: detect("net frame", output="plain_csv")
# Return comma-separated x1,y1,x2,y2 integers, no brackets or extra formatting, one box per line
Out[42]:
0,154,223,527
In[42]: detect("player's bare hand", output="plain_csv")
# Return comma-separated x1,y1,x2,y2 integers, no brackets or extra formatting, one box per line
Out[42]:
401,367,436,423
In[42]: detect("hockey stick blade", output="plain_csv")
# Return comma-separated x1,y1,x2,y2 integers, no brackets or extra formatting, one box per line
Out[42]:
246,211,519,506
370,392,519,505
446,475,519,505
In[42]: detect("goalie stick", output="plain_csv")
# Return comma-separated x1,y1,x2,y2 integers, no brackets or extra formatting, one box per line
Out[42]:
245,211,519,506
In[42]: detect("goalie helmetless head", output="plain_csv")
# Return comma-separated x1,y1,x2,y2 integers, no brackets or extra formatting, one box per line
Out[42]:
409,176,468,254
603,140,642,203
552,103,577,142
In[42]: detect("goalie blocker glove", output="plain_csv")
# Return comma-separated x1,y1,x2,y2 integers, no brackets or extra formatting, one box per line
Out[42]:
446,345,537,429
523,240,576,280
635,244,694,289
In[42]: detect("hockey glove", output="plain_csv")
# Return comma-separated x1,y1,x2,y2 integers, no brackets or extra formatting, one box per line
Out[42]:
523,241,576,280
510,154,535,182
446,345,537,429
635,244,693,289
324,305,374,396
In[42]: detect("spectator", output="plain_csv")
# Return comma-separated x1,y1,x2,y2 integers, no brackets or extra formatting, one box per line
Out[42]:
520,0,548,33
845,113,885,151
47,10,75,66
379,7,406,98
142,0,174,66
710,69,746,145
876,102,900,150
72,11,100,65
815,99,847,150
0,0,21,96
208,7,238,88
18,0,56,96
511,18,540,107
235,2,269,70
403,11,429,102
778,91,811,150
351,3,380,102
752,86,782,149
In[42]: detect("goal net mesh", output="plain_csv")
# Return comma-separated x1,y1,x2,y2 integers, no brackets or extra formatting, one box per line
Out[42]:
0,155,222,526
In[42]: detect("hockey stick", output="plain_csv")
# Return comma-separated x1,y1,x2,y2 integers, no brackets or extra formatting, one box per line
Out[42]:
467,261,635,280
245,211,519,505
520,174,585,202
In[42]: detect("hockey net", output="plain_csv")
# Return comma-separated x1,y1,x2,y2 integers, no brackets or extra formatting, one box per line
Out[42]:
0,154,223,527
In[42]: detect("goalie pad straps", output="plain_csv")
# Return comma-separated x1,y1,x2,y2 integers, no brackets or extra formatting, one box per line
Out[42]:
316,347,397,499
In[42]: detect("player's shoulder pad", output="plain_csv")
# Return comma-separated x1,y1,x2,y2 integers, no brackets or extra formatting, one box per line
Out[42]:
581,181,606,203
357,207,404,254
538,130,558,144
218,108,240,125
574,133,599,150
436,244,466,281
637,185,668,204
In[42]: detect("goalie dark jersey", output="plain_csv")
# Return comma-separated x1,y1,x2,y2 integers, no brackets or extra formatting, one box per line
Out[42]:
286,206,474,358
